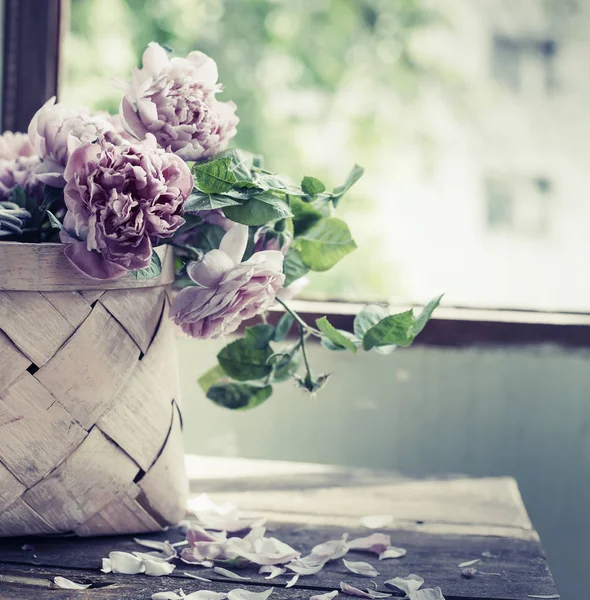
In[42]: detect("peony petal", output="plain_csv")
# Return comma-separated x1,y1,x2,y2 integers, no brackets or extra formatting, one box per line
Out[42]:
219,224,249,265
385,575,424,595
461,568,478,578
457,559,480,568
286,559,326,575
142,42,170,75
186,50,219,85
101,558,112,573
187,250,235,287
285,574,299,588
213,566,251,580
64,242,128,281
312,534,349,561
184,592,228,600
227,589,274,600
183,571,213,583
340,583,391,598
360,516,393,530
143,558,176,576
120,96,148,140
134,538,177,559
408,588,445,600
348,534,390,555
379,547,406,560
187,526,227,545
53,576,91,590
310,592,339,600
259,565,286,580
343,560,379,578
152,592,183,600
108,551,146,574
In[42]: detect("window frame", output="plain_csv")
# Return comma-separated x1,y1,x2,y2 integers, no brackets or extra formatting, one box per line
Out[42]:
6,0,590,349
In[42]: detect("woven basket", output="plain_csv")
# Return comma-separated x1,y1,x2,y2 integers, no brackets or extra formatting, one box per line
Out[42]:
0,242,188,537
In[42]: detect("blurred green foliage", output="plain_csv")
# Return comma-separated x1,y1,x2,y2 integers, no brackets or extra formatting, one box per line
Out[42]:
63,0,443,300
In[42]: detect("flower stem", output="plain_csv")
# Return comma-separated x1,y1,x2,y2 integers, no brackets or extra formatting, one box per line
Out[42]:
275,297,321,337
299,324,313,386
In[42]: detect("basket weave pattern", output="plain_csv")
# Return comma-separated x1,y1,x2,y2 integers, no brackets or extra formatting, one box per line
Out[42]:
0,250,188,537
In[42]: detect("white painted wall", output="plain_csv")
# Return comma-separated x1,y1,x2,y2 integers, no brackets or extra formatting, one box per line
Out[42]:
179,337,590,599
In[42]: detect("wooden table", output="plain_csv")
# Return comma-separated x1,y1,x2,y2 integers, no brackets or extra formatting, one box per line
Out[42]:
0,456,559,599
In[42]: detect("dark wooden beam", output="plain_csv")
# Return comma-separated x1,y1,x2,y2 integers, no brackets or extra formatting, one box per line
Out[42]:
2,0,63,133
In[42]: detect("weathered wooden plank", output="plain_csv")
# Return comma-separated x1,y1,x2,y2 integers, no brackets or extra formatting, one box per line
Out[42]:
98,287,166,354
79,290,105,304
0,330,30,394
22,428,139,532
0,372,86,487
0,499,58,536
40,291,93,328
0,291,76,366
34,303,141,429
0,243,174,291
0,462,25,512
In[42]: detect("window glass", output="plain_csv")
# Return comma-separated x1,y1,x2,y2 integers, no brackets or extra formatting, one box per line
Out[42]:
62,0,590,311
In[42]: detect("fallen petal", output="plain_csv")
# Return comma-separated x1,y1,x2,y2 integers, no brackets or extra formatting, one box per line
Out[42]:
144,558,177,576
360,516,393,529
109,551,146,574
259,565,286,579
101,558,112,573
152,592,183,600
286,574,300,588
213,566,252,580
227,588,274,600
184,592,228,600
379,547,406,560
343,560,379,578
340,583,392,598
461,568,478,578
310,592,339,600
458,559,480,568
385,575,424,594
312,534,349,561
527,596,560,599
53,576,91,590
187,526,228,545
408,588,446,600
133,551,175,563
348,534,391,555
286,559,327,575
183,571,213,583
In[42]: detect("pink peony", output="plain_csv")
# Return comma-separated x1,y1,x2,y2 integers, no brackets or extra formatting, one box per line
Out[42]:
253,224,292,255
120,42,238,161
62,134,192,280
172,224,285,338
0,132,43,200
28,97,116,187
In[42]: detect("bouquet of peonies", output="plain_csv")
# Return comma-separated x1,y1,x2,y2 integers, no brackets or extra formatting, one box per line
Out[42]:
0,42,440,408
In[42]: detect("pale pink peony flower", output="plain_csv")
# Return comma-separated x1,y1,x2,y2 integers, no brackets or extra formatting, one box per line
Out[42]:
28,97,116,186
62,134,192,280
0,132,43,200
172,224,285,338
120,42,238,161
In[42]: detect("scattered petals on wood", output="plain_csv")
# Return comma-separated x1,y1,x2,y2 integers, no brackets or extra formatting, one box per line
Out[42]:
183,591,229,600
379,546,406,560
53,576,92,590
183,571,213,582
408,588,446,600
213,566,252,580
286,574,300,587
457,559,480,568
286,555,327,575
527,596,560,599
384,574,424,595
461,568,478,578
312,534,350,561
188,494,264,532
360,515,393,529
227,588,274,600
143,558,177,576
152,592,183,600
340,582,392,598
343,559,379,577
347,534,391,554
134,537,178,558
259,565,287,579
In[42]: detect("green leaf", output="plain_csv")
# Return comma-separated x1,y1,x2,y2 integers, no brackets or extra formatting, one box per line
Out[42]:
362,309,416,351
223,193,292,226
195,223,226,254
273,312,295,341
245,324,275,349
283,247,309,287
353,304,389,339
207,382,273,410
411,294,443,336
296,217,357,271
45,210,63,231
193,157,237,194
215,148,258,181
316,317,357,353
330,164,364,206
217,338,273,381
184,191,239,212
269,350,301,382
131,252,162,280
198,364,227,393
290,197,324,236
301,175,326,197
